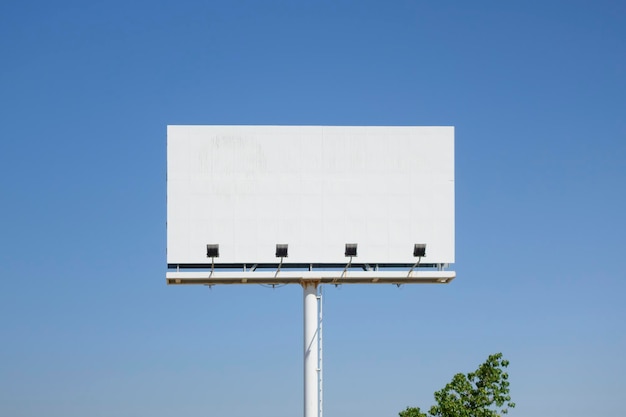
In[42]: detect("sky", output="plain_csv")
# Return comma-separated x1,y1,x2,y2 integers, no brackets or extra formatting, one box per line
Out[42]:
1,1,625,416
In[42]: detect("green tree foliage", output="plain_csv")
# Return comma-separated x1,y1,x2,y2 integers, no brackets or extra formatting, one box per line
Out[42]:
399,353,515,417
399,406,428,417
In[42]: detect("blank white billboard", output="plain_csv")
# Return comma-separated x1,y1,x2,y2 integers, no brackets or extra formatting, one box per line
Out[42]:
167,125,454,265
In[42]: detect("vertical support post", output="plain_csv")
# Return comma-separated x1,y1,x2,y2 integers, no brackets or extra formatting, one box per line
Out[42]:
303,282,319,417
317,286,323,417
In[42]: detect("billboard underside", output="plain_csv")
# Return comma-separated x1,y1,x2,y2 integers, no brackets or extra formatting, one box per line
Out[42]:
167,125,454,266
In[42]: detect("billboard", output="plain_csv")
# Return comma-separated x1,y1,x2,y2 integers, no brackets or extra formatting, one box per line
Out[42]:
167,125,454,266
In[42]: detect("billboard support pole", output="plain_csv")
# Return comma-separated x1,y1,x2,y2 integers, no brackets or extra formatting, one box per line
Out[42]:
303,282,319,417
317,286,323,417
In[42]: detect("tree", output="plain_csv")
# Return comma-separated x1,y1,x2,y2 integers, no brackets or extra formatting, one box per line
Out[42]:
399,406,428,417
399,353,515,417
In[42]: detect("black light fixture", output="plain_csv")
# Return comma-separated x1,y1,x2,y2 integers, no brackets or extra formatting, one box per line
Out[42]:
345,243,358,257
413,243,426,257
339,243,358,282
206,244,219,276
206,244,220,258
275,244,288,258
275,244,288,275
408,243,427,277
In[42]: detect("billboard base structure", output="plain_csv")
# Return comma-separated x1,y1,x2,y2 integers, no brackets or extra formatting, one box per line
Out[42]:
166,268,455,417
166,268,455,286
303,282,319,417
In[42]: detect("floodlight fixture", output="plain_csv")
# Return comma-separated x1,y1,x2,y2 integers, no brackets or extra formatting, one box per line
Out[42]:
206,244,220,258
275,244,288,258
275,244,288,275
413,244,426,257
206,244,219,275
408,244,427,277
338,243,358,283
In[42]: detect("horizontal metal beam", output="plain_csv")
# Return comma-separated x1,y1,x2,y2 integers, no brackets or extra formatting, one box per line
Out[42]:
168,262,441,270
166,270,455,285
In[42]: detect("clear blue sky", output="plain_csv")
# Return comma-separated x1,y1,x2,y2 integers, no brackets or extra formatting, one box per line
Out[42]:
1,1,625,416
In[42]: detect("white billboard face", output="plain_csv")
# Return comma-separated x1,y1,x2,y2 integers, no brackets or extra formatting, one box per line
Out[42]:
167,126,454,266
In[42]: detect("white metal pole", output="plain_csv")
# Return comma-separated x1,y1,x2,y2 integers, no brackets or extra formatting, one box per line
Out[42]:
318,286,323,417
303,282,319,417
